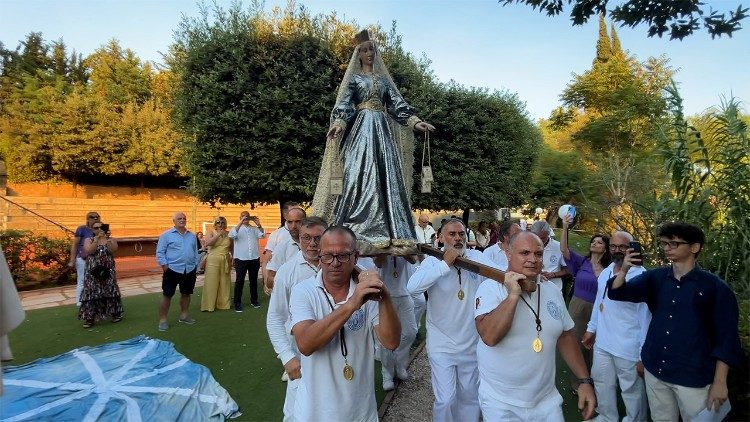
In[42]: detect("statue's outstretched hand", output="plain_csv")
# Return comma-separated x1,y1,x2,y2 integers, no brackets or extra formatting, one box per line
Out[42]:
415,121,435,132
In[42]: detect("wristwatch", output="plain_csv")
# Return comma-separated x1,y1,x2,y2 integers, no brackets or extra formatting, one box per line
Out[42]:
576,377,594,386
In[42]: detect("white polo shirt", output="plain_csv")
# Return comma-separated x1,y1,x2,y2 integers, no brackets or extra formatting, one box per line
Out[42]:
267,237,300,272
482,244,509,271
266,251,319,366
474,279,574,407
265,226,291,253
407,249,498,355
378,256,417,298
290,273,380,422
228,225,264,260
542,239,566,290
414,224,436,244
587,263,650,362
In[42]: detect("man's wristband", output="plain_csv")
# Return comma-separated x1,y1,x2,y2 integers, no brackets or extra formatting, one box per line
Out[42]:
576,377,594,386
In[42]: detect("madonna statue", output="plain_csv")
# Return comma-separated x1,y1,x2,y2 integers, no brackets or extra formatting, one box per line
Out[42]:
312,30,435,255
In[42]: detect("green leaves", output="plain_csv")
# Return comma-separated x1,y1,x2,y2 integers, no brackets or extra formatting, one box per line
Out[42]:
502,0,748,39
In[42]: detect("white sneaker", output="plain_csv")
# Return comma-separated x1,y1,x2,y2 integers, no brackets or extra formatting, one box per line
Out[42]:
281,371,289,382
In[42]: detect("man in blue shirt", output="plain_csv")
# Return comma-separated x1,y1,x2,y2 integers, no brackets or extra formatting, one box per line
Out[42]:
156,212,200,331
608,222,742,421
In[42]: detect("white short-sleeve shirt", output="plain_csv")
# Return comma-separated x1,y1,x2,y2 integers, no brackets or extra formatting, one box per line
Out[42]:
267,237,300,272
265,226,291,253
289,273,380,422
542,239,566,290
266,251,319,366
482,244,509,271
474,279,574,407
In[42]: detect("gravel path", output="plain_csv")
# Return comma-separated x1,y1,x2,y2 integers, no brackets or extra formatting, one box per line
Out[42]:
381,345,433,421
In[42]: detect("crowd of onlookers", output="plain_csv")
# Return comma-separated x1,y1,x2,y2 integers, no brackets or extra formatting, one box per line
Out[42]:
58,207,742,421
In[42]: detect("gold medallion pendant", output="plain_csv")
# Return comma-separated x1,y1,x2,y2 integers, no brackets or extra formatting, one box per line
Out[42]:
343,363,354,381
532,337,543,353
599,303,604,312
457,289,465,300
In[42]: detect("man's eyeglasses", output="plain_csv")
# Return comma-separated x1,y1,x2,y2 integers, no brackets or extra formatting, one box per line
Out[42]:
609,244,630,251
659,240,690,249
319,252,355,264
214,221,226,225
300,235,322,244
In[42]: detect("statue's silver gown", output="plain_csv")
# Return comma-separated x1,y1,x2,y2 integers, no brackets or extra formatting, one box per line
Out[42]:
330,73,418,250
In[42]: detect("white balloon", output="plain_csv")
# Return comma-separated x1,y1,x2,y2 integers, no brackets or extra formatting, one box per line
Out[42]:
558,204,577,219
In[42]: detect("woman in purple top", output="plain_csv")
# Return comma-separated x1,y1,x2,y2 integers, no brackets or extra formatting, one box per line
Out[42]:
560,214,611,391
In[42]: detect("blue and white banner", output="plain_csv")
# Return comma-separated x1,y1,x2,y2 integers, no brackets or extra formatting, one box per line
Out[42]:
1,336,240,421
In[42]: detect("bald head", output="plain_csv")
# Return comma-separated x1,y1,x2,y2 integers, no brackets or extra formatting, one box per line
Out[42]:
418,214,430,228
610,231,634,267
172,212,187,232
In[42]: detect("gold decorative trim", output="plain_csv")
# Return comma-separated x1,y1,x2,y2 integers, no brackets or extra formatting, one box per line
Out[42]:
407,115,422,130
356,99,386,112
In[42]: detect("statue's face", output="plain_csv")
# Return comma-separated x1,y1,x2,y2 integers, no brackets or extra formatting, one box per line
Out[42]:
358,41,375,67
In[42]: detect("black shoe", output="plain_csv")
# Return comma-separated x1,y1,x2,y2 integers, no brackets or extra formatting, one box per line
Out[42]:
251,302,261,309
234,304,243,313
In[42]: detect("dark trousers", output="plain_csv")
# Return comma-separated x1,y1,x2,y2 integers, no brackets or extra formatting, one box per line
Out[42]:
234,258,261,305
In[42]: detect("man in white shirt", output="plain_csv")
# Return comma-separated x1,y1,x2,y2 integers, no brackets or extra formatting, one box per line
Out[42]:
582,231,650,422
407,218,497,422
414,214,436,244
531,220,568,290
266,207,306,292
372,255,419,391
228,211,265,311
474,231,596,421
482,220,521,270
290,226,401,422
266,217,327,421
262,202,299,291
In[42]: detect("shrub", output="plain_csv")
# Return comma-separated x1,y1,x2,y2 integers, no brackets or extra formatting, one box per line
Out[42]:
0,229,74,289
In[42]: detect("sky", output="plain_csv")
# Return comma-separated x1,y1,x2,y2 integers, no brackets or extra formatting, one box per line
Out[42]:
1,0,748,120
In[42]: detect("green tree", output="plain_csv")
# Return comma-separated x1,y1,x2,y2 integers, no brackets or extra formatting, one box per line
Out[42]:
411,83,541,211
171,3,339,205
502,0,748,39
553,20,672,227
594,14,611,64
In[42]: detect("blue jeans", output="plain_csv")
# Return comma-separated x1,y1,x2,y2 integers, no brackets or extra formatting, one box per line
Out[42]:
234,258,260,305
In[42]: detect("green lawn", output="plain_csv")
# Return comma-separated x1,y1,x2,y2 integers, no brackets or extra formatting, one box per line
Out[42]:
8,286,393,421
8,236,602,421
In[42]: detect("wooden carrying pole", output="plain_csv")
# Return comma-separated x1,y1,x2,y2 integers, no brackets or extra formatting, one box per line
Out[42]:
417,244,506,282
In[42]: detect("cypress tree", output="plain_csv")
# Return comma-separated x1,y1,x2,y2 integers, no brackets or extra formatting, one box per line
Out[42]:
594,13,612,65
611,23,624,58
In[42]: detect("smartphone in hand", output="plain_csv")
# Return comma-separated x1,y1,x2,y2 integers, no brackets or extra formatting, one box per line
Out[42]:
629,241,642,265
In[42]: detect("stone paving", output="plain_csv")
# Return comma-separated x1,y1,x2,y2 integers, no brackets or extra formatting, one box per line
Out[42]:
19,273,207,311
